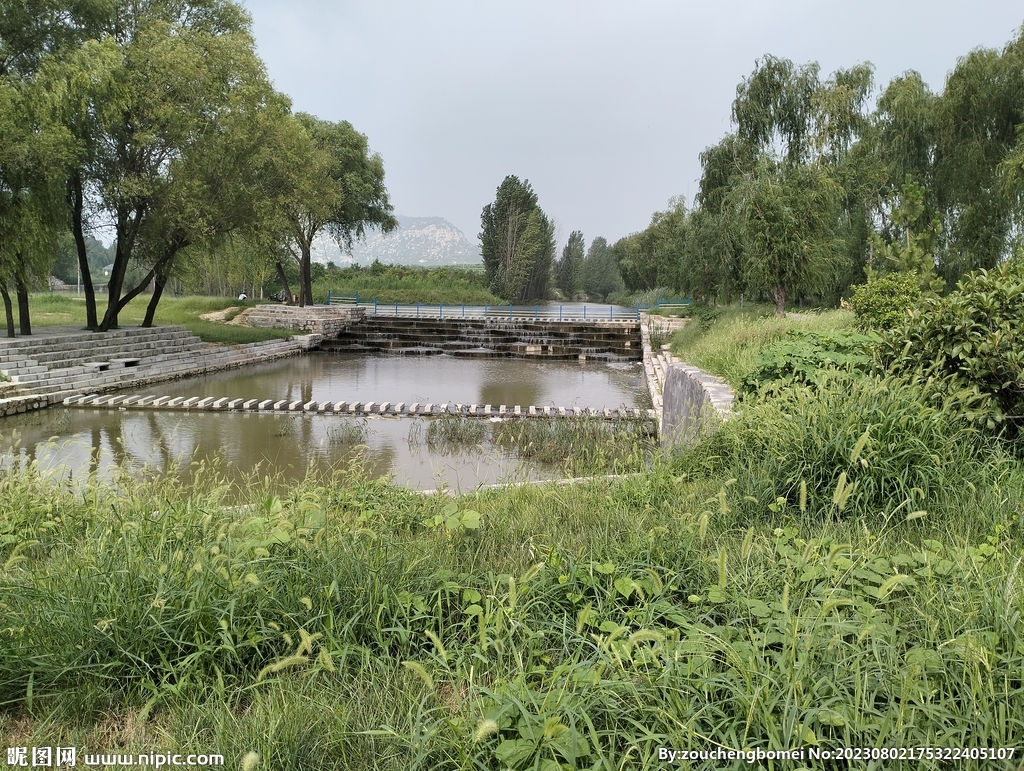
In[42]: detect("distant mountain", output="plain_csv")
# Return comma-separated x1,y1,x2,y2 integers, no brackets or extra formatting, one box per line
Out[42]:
310,215,481,267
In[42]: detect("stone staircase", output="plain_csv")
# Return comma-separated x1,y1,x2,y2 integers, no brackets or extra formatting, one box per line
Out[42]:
0,326,310,409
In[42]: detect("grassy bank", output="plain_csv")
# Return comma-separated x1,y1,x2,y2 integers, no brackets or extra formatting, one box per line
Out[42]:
23,294,295,344
669,304,856,387
1,449,1021,767
314,265,503,306
2,299,1022,768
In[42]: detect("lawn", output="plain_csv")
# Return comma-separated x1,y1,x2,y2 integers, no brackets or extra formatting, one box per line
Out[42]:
23,294,295,344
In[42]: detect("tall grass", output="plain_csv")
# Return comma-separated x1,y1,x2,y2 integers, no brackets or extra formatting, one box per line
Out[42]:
670,305,856,387
1,453,1022,766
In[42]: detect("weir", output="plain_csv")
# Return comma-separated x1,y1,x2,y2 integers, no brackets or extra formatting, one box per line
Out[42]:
62,393,656,421
319,316,642,361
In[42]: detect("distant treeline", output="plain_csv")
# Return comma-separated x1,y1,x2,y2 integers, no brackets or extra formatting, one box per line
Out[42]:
606,25,1024,313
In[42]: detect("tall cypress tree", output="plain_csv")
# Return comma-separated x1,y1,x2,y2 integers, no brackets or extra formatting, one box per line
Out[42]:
555,230,584,299
479,175,555,303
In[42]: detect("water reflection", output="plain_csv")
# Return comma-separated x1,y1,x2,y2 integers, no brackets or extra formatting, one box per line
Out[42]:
0,354,650,493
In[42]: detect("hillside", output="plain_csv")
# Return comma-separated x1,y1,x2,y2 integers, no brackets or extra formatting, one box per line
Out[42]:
311,215,481,267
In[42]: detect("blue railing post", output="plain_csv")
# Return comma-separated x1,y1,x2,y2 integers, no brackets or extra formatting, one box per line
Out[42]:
462,303,465,318
439,303,443,318
416,302,420,317
609,305,613,320
374,299,378,315
559,305,562,321
636,304,641,320
583,305,587,320
327,290,331,305
484,304,488,318
355,292,359,304
509,304,512,319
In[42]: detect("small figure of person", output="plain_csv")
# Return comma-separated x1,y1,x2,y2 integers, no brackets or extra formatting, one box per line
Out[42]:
238,292,248,301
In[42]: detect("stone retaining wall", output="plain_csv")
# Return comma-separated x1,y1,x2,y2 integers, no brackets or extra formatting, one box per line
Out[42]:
638,313,734,447
241,305,365,337
660,364,734,447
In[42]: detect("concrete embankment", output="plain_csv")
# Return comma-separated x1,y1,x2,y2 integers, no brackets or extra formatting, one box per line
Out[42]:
0,324,315,417
639,314,735,447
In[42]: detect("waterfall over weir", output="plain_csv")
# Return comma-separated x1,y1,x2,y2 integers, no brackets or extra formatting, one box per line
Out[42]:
319,317,642,361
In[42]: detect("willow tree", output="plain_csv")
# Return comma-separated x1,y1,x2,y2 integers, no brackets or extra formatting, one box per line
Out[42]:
712,56,872,313
277,113,397,307
0,47,71,336
479,176,555,303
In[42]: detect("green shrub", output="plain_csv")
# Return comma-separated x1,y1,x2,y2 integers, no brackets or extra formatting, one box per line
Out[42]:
684,370,1005,520
878,259,1024,436
848,271,921,331
740,330,877,397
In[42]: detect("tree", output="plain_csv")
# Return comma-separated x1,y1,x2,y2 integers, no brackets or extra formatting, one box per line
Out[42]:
735,158,844,315
555,230,584,298
0,55,71,336
479,176,555,302
275,114,397,307
582,236,622,300
866,175,944,293
933,27,1024,277
719,56,872,314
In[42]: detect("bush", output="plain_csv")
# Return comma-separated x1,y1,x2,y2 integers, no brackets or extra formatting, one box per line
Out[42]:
878,259,1024,436
848,272,921,332
682,371,1005,520
740,330,876,397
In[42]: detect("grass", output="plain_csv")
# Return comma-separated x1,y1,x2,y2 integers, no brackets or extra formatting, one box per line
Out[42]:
2,299,1023,767
314,265,504,306
669,303,856,387
0,457,1021,767
21,294,294,343
419,414,657,476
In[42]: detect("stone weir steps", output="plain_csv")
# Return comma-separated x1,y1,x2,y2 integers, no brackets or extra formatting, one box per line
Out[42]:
321,317,642,361
0,326,305,401
63,394,656,422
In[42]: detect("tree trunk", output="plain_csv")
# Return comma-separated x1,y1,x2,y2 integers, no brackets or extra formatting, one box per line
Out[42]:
0,286,15,338
773,284,786,317
69,173,98,330
99,205,143,331
299,243,312,307
275,261,293,303
15,275,31,335
143,272,167,327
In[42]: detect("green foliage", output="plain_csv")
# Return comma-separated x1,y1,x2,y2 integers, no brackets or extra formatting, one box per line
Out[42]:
610,198,688,293
479,176,555,302
848,271,922,331
741,330,876,396
865,177,944,292
581,236,622,301
554,230,584,299
878,258,1024,436
686,371,1005,520
1,455,1022,763
314,263,502,306
670,304,855,388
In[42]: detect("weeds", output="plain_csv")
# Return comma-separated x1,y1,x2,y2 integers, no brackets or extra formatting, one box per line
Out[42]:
327,420,370,446
0,462,1021,766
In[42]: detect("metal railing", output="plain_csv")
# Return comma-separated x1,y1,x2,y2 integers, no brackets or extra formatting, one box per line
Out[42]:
323,292,692,321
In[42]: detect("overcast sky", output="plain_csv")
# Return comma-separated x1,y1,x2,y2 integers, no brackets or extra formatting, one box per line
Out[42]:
238,1,1023,251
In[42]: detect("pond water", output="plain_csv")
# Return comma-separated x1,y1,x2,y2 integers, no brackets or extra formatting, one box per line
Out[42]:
0,353,651,493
